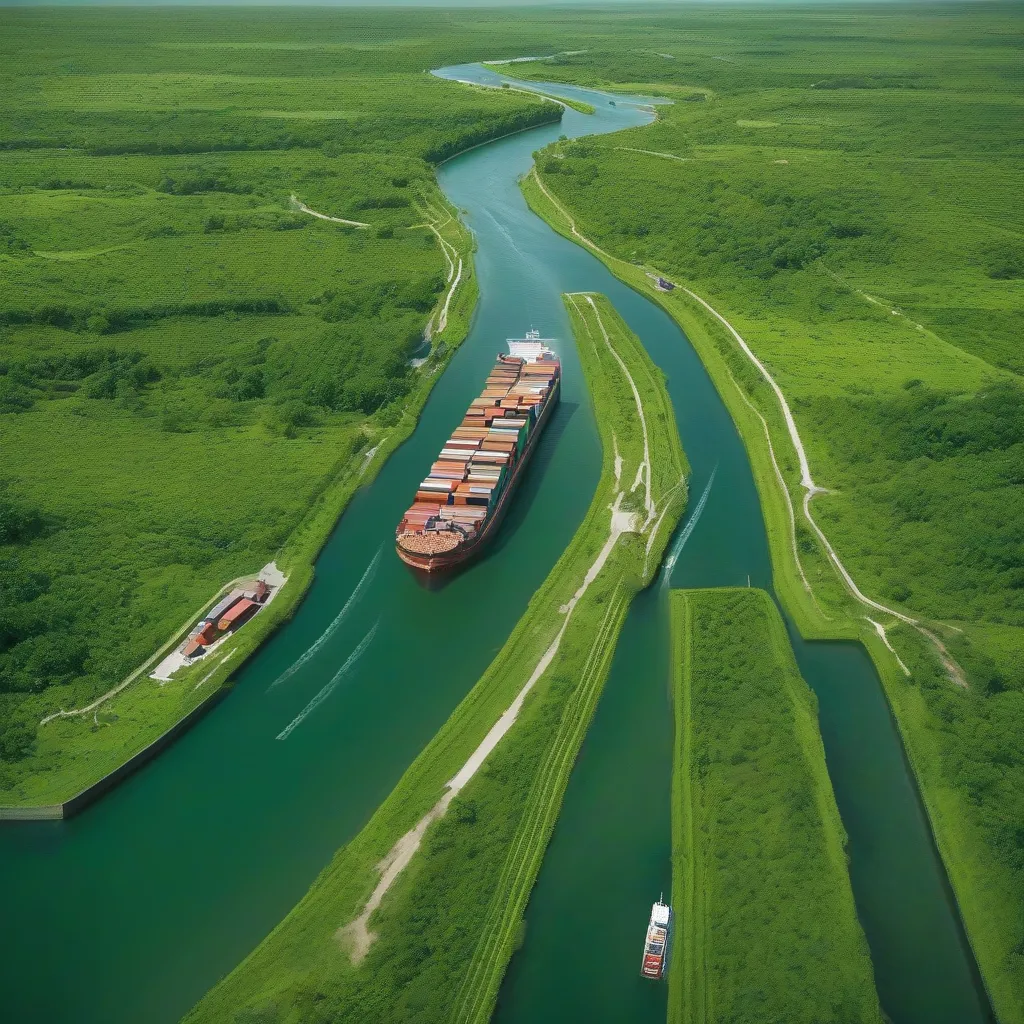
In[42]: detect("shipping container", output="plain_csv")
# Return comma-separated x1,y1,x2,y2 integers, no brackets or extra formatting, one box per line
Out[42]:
218,598,259,632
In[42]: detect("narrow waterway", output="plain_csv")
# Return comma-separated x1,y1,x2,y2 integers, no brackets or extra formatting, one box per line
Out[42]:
431,65,993,1024
0,63,991,1024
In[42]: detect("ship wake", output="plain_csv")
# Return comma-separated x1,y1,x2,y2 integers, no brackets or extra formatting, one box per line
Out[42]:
267,548,380,692
660,465,716,589
276,621,379,741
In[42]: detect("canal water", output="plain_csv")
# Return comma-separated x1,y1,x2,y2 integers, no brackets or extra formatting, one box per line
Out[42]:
0,64,990,1024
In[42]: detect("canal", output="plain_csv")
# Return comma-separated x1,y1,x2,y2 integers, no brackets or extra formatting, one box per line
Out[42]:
0,63,991,1024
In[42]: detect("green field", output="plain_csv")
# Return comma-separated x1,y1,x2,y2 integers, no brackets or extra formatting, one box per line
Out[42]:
507,8,1024,1016
0,8,564,803
184,293,687,1023
4,3,1022,1016
669,588,881,1024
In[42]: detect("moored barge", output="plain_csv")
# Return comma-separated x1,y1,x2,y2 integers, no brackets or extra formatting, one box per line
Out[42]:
396,331,560,573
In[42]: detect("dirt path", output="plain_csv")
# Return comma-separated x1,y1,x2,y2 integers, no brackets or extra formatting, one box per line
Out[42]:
820,265,928,333
338,296,662,964
436,255,463,336
868,618,910,675
589,294,655,524
413,202,463,339
358,441,384,478
289,195,369,229
41,563,287,726
535,169,966,684
339,481,636,962
614,146,690,163
569,291,686,577
681,285,966,683
569,293,655,524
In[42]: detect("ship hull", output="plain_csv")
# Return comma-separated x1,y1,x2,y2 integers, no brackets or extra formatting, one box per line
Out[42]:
397,376,560,573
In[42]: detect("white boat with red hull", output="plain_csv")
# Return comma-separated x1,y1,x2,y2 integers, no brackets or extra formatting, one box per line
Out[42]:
641,897,672,979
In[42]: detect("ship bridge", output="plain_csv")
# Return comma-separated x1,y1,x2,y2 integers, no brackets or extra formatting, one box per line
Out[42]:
507,329,556,363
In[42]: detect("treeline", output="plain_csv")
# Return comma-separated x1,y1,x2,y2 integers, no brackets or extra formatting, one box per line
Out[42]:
0,255,445,422
422,105,562,163
0,496,63,759
0,110,350,156
802,380,1024,624
0,104,560,166
544,143,881,280
0,297,290,338
1,347,160,411
156,173,254,196
900,622,1024,966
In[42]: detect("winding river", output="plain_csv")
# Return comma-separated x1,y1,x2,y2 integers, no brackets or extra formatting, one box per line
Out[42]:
0,64,992,1024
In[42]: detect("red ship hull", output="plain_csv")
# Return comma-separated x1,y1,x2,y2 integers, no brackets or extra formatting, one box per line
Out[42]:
396,376,560,573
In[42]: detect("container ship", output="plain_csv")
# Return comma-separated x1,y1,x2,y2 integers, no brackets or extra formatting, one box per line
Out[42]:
641,898,672,979
396,331,560,573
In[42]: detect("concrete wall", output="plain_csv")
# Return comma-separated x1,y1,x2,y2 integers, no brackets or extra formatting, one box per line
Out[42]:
0,688,229,823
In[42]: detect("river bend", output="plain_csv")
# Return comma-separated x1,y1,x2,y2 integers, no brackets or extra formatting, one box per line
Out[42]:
0,62,991,1024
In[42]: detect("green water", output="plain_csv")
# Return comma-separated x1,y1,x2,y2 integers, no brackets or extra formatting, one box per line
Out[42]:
0,64,992,1024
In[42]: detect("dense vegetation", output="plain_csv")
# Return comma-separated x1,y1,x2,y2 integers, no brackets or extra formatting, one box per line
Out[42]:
510,7,1024,1018
185,293,687,1024
670,588,881,1024
0,8,561,802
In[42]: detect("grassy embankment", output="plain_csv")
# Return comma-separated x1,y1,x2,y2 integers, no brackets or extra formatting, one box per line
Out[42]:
670,588,881,1024
510,9,1024,1018
484,77,596,116
0,9,565,805
184,292,687,1024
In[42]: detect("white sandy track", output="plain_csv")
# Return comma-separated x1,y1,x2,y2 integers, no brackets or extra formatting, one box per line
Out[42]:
339,483,633,963
572,292,655,525
415,203,463,339
869,618,910,676
339,297,655,964
435,256,463,336
289,195,369,229
686,288,969,683
615,146,690,163
358,441,384,477
678,284,819,494
724,364,816,598
533,167,965,684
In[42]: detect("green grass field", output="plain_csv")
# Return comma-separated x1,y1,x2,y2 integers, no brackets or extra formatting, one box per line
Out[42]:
4,3,1022,1016
670,588,881,1024
509,7,1024,1018
184,293,687,1024
0,8,562,803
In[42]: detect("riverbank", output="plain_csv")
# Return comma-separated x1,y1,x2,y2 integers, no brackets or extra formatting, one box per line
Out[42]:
459,72,595,115
670,588,881,1023
0,185,477,812
521,149,1012,1021
183,293,687,1024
